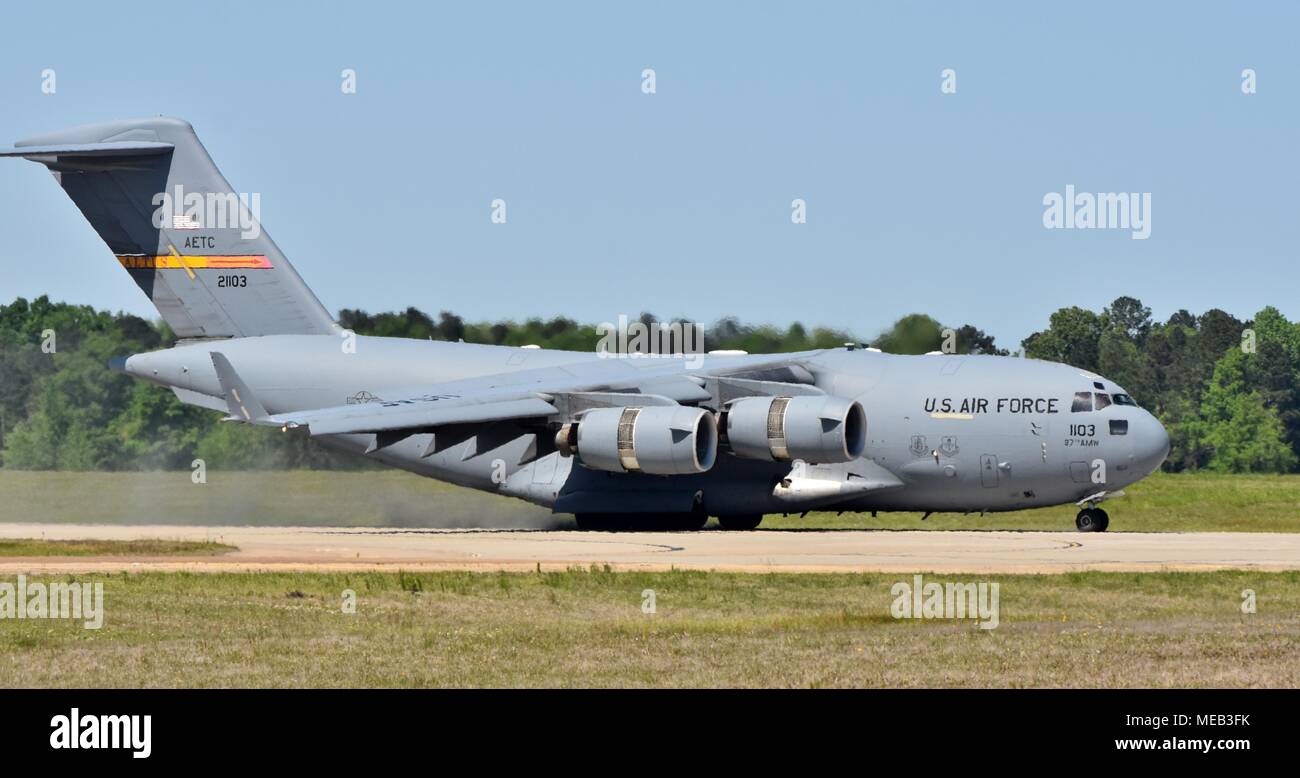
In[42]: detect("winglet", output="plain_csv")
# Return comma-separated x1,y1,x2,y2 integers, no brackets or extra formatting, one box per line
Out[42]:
210,352,269,422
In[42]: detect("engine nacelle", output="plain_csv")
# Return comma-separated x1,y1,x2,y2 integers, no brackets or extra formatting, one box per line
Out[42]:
724,395,866,463
567,406,717,475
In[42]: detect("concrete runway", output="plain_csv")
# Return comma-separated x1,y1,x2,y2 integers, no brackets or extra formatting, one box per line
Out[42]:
1,523,1298,574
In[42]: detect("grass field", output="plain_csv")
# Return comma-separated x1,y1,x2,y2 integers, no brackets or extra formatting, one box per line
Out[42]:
0,470,1297,532
0,538,235,557
2,471,1296,687
0,568,1295,687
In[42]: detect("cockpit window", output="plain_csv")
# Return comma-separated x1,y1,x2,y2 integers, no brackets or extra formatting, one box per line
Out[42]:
1094,393,1112,410
1112,393,1138,407
1071,392,1093,412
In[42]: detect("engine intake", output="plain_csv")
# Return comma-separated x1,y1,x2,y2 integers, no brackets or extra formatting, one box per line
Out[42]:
567,406,717,475
725,395,866,463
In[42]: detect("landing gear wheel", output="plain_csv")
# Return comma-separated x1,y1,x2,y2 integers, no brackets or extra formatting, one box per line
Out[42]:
659,511,708,531
574,513,616,531
1075,507,1110,533
716,514,763,531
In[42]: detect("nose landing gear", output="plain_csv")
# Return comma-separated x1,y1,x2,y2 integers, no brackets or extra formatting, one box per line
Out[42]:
1075,507,1110,532
1074,490,1122,532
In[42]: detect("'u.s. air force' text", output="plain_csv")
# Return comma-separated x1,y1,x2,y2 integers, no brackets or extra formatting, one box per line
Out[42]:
924,397,1060,414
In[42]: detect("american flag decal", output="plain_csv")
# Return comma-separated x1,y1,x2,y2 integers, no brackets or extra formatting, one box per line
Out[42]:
171,213,202,230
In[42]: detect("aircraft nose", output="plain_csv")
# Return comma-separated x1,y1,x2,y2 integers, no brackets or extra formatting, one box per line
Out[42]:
1132,411,1170,475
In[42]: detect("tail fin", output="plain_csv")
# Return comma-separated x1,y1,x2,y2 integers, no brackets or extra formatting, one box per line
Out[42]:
1,117,337,339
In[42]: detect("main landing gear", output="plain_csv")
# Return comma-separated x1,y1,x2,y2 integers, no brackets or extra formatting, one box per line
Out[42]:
716,514,764,531
572,512,765,531
1075,507,1110,533
574,512,708,532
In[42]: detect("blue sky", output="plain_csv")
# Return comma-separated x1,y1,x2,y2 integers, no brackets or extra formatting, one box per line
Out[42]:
1,1,1296,349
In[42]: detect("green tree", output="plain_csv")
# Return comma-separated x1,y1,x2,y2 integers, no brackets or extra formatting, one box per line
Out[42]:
1237,306,1300,461
1098,329,1151,401
1103,295,1153,344
1021,306,1104,371
113,382,212,469
872,314,945,355
953,325,1008,355
1178,350,1296,473
4,348,131,469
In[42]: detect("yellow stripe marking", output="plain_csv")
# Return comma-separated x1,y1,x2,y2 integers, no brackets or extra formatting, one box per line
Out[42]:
116,254,274,270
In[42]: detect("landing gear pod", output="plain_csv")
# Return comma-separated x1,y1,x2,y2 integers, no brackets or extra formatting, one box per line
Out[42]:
570,406,718,475
725,395,866,463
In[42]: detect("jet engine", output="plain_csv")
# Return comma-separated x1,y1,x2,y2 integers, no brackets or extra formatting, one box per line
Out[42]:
724,395,866,463
560,406,718,475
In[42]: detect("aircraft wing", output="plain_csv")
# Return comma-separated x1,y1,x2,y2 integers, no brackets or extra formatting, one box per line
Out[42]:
209,349,826,441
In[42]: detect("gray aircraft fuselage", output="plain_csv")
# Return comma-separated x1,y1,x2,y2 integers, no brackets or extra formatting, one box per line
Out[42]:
121,334,1171,518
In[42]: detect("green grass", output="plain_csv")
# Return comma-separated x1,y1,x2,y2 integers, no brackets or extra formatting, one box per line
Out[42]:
0,470,1297,532
0,538,235,557
0,568,1295,687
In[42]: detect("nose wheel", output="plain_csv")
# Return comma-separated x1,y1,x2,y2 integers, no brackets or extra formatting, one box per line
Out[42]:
1075,507,1109,532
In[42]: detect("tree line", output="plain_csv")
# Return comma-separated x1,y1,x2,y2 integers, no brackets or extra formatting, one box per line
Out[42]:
0,295,1294,473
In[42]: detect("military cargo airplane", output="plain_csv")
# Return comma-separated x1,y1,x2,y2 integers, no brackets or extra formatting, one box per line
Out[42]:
2,118,1169,531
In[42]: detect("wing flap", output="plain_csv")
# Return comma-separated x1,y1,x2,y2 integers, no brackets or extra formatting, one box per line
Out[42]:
270,396,559,436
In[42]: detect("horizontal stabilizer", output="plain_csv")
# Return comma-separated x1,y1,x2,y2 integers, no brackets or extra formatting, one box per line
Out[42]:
0,141,174,158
